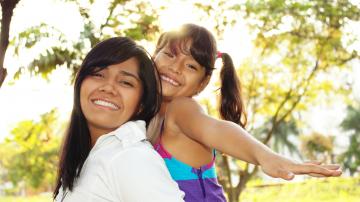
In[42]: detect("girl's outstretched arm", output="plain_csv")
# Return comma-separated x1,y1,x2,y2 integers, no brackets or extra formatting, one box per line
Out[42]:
167,97,341,180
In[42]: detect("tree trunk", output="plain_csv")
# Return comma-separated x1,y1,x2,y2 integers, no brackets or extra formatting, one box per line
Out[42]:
0,0,20,88
0,66,6,87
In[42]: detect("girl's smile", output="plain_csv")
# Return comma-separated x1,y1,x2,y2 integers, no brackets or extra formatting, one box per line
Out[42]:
160,73,181,87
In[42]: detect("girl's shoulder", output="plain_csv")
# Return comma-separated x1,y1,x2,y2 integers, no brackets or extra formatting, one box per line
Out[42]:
164,97,209,136
165,97,206,127
167,97,204,115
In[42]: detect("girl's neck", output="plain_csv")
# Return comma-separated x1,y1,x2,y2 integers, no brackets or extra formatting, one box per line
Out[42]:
159,101,169,117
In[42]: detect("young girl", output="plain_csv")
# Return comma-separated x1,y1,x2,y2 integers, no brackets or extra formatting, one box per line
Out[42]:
54,37,184,201
148,24,342,201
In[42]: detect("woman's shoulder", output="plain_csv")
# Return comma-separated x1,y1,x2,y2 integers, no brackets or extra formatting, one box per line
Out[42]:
103,141,173,182
107,141,163,167
97,141,185,201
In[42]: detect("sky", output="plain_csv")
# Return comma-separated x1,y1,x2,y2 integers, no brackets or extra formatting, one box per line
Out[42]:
0,0,359,148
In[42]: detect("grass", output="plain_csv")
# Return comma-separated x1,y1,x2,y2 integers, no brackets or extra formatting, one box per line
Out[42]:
240,176,360,202
0,194,51,202
0,177,359,202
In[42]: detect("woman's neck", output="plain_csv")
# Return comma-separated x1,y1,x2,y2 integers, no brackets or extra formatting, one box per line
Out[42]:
88,125,112,147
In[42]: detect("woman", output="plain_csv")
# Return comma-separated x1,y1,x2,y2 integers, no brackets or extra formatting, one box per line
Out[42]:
148,24,342,201
54,37,184,201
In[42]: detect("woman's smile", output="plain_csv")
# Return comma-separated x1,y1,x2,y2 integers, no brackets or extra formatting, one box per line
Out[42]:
91,98,120,111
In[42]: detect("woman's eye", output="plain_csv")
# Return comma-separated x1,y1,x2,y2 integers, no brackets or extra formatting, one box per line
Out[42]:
91,72,104,77
119,80,134,87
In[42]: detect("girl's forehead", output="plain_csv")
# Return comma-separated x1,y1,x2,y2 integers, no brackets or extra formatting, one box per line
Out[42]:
167,39,193,55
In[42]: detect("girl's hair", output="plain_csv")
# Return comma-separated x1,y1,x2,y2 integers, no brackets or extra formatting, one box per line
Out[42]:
155,24,247,127
53,37,162,199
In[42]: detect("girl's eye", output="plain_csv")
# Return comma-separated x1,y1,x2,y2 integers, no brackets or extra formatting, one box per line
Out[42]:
186,64,198,71
164,52,174,58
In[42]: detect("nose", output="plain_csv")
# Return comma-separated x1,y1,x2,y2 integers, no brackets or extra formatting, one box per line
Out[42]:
98,79,118,96
168,59,183,75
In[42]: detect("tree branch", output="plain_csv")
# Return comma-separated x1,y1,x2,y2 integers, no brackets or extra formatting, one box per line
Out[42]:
0,0,20,88
99,1,118,35
262,60,320,145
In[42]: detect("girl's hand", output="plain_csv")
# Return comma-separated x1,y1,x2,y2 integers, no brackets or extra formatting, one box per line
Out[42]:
260,154,342,180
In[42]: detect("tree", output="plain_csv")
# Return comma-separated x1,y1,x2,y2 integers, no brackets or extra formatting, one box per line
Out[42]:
339,104,360,176
0,0,21,88
1,0,164,195
0,109,63,194
3,0,359,200
12,0,162,80
197,0,359,201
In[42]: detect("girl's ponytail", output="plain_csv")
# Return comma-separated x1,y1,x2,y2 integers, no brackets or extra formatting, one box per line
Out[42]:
219,52,247,128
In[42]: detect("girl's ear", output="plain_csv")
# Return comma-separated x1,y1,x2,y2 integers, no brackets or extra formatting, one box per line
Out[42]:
196,75,211,94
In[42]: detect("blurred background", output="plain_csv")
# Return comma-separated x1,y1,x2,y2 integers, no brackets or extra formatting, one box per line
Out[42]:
0,0,359,201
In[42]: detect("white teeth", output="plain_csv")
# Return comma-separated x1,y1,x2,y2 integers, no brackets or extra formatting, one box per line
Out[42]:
161,75,180,86
93,100,119,110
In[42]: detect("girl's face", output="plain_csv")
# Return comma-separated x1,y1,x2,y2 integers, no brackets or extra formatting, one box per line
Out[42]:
80,57,143,137
154,42,209,101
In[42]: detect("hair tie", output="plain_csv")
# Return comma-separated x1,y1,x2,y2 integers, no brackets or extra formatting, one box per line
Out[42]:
217,51,222,59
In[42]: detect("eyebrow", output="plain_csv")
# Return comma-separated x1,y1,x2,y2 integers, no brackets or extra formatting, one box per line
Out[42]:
119,70,140,81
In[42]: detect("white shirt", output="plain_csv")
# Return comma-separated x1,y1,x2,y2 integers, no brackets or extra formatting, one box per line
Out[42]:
55,120,184,202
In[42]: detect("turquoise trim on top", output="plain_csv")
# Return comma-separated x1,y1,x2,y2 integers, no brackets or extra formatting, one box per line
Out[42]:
163,157,217,181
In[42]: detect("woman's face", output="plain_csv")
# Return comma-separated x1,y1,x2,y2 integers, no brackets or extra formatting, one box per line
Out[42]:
80,57,143,137
154,42,209,101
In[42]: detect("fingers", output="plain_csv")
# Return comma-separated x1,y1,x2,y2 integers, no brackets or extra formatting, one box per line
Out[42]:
277,169,295,180
303,163,342,176
320,164,341,170
304,161,322,165
304,162,341,170
307,173,327,177
306,169,342,177
291,163,342,177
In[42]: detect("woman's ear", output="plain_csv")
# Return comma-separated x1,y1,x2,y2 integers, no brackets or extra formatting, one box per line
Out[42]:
136,104,144,115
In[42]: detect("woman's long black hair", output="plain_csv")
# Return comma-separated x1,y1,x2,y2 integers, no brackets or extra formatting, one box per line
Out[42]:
155,24,247,127
53,37,162,199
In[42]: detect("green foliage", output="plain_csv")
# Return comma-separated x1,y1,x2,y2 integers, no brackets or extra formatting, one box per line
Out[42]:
194,0,239,38
244,0,359,65
10,22,83,80
10,23,54,55
339,104,360,175
300,133,334,163
121,1,161,41
341,104,360,133
6,0,359,200
0,109,63,191
210,1,359,200
15,46,80,80
254,118,300,155
13,0,162,80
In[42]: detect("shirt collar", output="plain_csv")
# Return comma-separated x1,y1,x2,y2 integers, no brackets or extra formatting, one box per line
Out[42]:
92,120,147,150
109,120,147,147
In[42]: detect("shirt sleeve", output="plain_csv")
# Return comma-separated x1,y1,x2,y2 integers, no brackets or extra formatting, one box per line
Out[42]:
105,143,185,202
